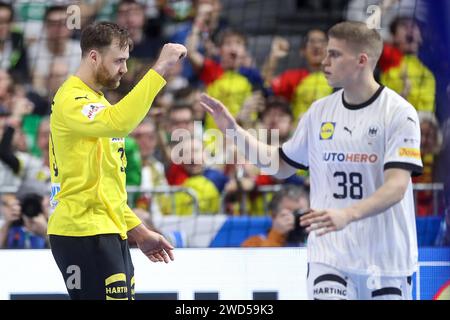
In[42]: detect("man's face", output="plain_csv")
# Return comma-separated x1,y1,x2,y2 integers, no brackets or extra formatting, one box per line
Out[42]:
181,139,203,176
322,38,360,88
94,40,129,89
45,10,71,41
0,8,12,41
303,30,327,69
273,196,309,223
169,108,194,133
220,35,247,70
393,20,422,54
262,107,292,141
117,3,145,34
133,123,157,159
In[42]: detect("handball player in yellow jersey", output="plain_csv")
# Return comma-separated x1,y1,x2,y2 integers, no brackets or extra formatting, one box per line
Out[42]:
48,21,187,300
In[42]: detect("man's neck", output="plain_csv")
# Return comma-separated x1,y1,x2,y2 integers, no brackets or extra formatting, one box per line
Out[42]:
74,63,103,94
47,40,66,55
343,76,380,106
131,29,143,44
307,63,322,73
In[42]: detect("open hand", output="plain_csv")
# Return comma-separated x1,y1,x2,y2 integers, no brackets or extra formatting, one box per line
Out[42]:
300,208,353,236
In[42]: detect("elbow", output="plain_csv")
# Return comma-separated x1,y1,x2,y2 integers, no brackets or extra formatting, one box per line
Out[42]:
391,182,409,204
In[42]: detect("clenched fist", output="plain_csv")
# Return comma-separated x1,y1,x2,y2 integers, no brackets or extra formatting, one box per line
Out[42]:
153,43,187,78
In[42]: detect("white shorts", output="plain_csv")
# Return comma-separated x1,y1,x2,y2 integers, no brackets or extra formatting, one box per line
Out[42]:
307,263,413,300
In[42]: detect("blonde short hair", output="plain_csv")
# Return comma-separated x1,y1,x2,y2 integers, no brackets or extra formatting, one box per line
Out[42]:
328,21,383,63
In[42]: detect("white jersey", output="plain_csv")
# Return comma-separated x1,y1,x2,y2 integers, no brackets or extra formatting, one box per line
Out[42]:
281,86,423,276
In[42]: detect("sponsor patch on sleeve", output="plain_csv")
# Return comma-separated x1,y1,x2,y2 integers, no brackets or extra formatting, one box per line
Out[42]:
81,103,106,120
398,147,421,159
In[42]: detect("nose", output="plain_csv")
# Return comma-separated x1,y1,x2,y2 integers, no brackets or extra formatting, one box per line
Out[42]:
120,62,128,74
322,54,330,68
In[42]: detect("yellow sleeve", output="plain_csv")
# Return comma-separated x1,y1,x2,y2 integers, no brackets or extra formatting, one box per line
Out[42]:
123,204,142,231
61,69,166,137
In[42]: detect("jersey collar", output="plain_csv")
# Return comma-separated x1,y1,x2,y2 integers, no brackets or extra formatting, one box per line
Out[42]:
342,85,385,110
70,76,104,97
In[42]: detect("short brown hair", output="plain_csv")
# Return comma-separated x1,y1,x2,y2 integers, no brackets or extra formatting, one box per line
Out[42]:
80,21,133,57
328,21,383,63
217,28,247,47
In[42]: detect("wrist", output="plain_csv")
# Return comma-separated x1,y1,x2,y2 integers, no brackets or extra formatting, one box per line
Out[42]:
128,223,150,244
345,207,359,223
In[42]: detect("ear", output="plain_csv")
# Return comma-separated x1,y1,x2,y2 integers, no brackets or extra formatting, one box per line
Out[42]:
358,53,369,67
88,49,99,64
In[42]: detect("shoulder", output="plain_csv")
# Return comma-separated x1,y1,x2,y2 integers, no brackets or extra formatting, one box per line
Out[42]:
383,87,417,114
308,88,342,112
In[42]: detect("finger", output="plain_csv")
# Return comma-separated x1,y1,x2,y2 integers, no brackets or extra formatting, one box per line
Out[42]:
300,213,327,226
152,252,163,262
307,219,335,233
166,248,175,261
148,255,159,263
161,237,175,251
300,210,325,223
306,219,329,232
200,101,214,114
316,226,337,237
200,93,221,107
160,250,171,263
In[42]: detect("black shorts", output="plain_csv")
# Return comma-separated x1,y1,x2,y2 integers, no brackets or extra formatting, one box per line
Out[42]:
49,234,135,300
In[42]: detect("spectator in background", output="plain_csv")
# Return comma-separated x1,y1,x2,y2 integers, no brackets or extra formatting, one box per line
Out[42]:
413,113,443,216
0,2,29,83
263,29,332,121
248,98,307,215
117,0,164,62
173,86,205,123
345,0,428,40
241,185,310,247
28,5,81,97
164,103,196,184
186,28,263,130
132,119,170,215
171,137,226,215
379,16,436,114
0,91,38,193
170,0,227,83
0,193,48,249
16,116,52,199
115,0,166,96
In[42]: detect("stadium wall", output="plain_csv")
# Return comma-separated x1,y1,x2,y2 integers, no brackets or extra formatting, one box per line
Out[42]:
0,248,449,300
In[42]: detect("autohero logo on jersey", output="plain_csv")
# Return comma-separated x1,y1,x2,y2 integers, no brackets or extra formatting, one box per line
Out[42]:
323,152,378,163
81,103,106,120
320,122,336,140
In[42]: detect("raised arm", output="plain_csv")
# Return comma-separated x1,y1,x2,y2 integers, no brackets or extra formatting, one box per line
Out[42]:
61,44,187,138
200,93,297,178
261,37,290,85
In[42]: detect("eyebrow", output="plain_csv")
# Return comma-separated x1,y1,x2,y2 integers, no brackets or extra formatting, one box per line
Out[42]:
327,49,342,56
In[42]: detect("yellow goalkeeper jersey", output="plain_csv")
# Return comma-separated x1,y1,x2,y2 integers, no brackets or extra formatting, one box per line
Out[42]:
48,69,166,239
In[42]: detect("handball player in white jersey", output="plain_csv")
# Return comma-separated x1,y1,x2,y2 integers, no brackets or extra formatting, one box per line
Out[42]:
200,21,422,300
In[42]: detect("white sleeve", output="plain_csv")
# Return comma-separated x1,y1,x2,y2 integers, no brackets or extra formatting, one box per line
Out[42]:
384,103,423,176
279,110,310,170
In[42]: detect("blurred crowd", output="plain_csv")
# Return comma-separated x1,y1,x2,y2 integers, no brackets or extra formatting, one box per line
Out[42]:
0,0,448,248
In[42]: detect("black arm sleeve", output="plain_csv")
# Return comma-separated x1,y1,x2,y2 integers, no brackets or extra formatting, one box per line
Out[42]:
0,125,20,174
